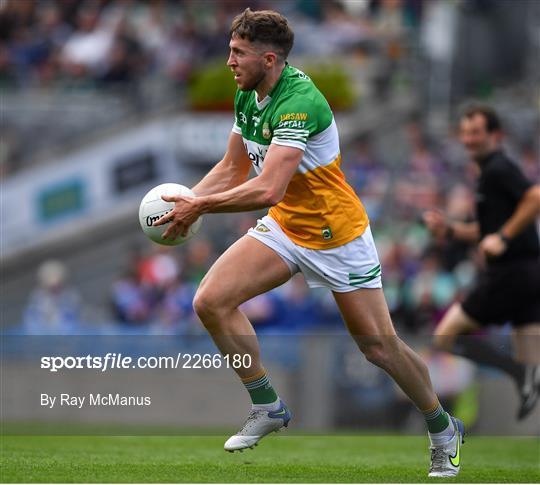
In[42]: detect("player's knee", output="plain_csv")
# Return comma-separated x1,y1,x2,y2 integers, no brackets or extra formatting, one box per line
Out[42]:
193,286,222,321
359,339,395,371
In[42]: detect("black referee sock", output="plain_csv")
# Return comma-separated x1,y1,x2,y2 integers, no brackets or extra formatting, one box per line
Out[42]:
453,335,525,386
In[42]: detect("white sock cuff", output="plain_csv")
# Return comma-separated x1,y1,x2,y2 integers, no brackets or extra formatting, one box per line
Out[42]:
251,397,281,412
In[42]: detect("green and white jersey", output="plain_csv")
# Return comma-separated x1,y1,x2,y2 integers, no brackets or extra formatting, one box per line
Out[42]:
232,64,368,250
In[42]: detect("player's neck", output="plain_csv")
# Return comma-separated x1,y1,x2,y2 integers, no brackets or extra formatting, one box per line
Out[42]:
255,63,286,102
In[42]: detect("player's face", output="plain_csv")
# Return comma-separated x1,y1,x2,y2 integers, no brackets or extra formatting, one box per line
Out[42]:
459,114,500,161
227,36,267,91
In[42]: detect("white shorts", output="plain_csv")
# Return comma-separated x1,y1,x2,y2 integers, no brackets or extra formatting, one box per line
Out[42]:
247,215,382,293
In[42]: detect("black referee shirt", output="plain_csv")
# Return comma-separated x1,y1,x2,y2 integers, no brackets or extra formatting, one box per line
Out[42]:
476,150,539,265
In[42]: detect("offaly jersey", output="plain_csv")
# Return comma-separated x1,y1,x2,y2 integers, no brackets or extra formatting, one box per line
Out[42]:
232,64,368,250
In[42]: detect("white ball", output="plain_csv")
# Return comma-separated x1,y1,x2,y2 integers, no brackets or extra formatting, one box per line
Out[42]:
139,183,202,246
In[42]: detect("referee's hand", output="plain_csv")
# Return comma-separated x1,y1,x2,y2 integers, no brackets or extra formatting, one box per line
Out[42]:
479,233,507,258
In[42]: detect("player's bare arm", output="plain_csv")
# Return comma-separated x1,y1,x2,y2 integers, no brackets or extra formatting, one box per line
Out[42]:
154,144,303,239
423,210,480,243
191,132,252,197
481,184,540,258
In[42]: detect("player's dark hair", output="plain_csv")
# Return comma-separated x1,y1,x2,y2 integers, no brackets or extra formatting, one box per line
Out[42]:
462,104,502,133
230,8,294,61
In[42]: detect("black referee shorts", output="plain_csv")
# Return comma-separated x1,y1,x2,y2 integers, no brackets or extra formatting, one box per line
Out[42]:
462,259,540,326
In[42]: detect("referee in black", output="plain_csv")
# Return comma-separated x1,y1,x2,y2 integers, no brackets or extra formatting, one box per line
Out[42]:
423,104,540,420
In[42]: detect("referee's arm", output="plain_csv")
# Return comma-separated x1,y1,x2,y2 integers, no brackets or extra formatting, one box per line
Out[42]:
498,184,540,240
481,184,540,258
423,210,480,243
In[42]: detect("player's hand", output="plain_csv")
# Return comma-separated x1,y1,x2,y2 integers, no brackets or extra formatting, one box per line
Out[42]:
479,233,507,258
152,194,201,240
422,210,448,239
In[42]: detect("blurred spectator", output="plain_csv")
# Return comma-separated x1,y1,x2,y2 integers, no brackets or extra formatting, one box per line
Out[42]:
97,18,146,86
183,238,215,285
241,291,281,330
134,245,181,317
402,248,456,333
60,5,115,80
159,275,199,332
394,125,443,218
23,260,82,334
138,245,180,289
157,19,201,84
345,135,390,221
273,275,324,331
241,275,325,332
108,240,216,331
130,1,169,56
110,268,153,326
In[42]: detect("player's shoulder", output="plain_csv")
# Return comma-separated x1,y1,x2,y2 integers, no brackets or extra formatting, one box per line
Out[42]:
278,65,329,108
271,65,332,132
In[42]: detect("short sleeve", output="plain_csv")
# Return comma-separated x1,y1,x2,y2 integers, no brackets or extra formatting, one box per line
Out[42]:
232,122,242,135
490,159,533,201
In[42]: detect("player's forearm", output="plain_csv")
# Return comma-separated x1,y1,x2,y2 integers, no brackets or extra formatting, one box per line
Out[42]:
499,185,540,240
196,177,281,214
192,160,250,197
448,221,481,243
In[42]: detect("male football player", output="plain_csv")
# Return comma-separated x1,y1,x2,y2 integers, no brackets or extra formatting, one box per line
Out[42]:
155,8,464,477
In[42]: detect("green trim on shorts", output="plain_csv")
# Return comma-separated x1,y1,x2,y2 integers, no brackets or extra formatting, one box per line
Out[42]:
349,264,381,286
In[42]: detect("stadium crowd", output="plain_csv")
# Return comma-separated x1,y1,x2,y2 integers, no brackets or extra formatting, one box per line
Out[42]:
2,0,420,177
1,0,418,90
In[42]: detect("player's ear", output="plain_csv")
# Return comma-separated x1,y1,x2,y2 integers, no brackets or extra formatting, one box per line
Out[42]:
264,52,277,68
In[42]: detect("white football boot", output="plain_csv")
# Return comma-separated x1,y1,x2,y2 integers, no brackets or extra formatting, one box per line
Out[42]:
428,416,465,477
224,400,291,452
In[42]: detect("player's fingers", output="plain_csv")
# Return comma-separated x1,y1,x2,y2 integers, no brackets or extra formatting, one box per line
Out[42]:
161,226,174,240
163,222,184,240
153,211,174,226
161,195,179,202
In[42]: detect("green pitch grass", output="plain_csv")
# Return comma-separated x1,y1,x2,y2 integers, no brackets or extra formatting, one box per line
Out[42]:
1,434,538,483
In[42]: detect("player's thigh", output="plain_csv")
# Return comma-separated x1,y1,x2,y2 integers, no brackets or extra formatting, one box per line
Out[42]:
434,303,479,350
333,288,396,337
197,235,292,309
512,323,540,365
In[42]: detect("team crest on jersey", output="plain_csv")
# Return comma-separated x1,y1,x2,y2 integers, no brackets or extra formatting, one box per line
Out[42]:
262,122,271,139
255,222,270,233
322,227,333,240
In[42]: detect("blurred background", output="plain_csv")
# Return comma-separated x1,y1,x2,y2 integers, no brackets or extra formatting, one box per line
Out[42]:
1,0,539,435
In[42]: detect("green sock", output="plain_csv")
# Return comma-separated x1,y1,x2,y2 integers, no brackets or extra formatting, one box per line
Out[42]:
242,369,278,405
423,402,451,433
